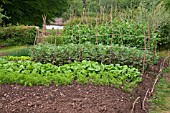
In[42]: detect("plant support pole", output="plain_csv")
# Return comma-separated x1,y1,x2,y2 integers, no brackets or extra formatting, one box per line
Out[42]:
42,15,46,44
142,32,147,75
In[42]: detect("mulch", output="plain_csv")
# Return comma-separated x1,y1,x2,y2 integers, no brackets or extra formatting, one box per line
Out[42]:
0,58,166,113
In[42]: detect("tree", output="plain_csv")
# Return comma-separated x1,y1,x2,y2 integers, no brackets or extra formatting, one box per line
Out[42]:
0,0,70,26
0,7,8,25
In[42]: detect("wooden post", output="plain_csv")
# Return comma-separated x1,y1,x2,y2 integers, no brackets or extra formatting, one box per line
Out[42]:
34,29,38,46
130,0,133,21
110,5,113,24
99,0,102,23
102,6,105,24
119,25,123,45
148,20,151,50
54,37,56,51
86,8,89,24
110,5,113,43
142,32,147,75
95,14,98,45
72,30,74,43
82,8,85,24
42,15,46,44
78,25,81,44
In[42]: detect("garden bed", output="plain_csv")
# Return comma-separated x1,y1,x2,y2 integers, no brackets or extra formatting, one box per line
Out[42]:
0,59,164,113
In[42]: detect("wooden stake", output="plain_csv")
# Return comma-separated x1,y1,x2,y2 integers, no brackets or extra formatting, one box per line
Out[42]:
54,37,56,52
71,30,74,43
95,14,98,45
78,25,81,44
42,15,46,44
142,32,147,75
82,8,85,24
148,20,151,50
110,5,113,24
34,30,38,46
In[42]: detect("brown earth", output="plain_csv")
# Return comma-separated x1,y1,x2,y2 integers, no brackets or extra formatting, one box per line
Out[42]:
0,59,166,113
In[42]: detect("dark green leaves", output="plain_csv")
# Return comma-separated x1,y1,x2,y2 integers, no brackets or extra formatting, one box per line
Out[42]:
31,43,159,71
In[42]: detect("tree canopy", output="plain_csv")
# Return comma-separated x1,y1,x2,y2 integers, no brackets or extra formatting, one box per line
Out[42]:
0,0,70,26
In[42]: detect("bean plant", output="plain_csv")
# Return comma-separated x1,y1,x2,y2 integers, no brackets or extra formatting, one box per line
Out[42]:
63,18,157,50
31,43,159,71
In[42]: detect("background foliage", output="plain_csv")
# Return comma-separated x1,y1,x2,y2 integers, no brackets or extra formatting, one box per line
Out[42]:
0,0,70,26
0,26,36,46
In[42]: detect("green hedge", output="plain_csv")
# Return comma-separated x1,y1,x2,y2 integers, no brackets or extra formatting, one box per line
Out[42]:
0,26,36,46
30,43,159,71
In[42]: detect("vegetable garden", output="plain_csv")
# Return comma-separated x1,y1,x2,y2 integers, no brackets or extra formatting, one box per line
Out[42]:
0,3,170,113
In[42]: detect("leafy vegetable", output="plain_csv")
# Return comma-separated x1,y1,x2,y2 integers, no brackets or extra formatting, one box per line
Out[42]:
0,59,142,92
31,43,159,71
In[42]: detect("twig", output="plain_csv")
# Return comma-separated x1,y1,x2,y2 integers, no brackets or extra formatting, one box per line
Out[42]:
131,97,140,113
142,89,150,110
149,56,170,96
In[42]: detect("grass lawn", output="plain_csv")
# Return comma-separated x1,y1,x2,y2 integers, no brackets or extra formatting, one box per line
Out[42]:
150,50,170,113
0,46,29,53
150,76,170,113
0,46,32,56
150,57,170,113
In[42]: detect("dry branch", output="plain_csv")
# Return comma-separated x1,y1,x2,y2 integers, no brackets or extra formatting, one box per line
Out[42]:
131,97,140,113
142,89,150,110
149,55,170,96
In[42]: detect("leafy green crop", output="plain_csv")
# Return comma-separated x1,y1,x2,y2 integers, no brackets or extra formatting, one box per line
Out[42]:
63,19,157,50
31,43,159,71
1,56,31,61
0,59,142,92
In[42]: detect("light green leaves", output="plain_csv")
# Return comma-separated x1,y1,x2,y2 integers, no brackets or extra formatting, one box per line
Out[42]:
0,59,142,92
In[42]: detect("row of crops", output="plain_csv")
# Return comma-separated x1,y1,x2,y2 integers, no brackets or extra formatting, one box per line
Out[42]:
62,18,158,50
0,57,141,92
0,18,160,92
31,43,158,71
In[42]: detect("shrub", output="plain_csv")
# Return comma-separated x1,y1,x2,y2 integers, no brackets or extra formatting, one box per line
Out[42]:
0,26,36,46
30,43,159,71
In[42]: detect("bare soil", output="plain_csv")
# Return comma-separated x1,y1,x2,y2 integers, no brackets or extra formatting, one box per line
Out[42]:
0,59,165,113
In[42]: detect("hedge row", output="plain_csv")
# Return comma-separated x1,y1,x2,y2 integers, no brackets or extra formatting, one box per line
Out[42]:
0,26,36,46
